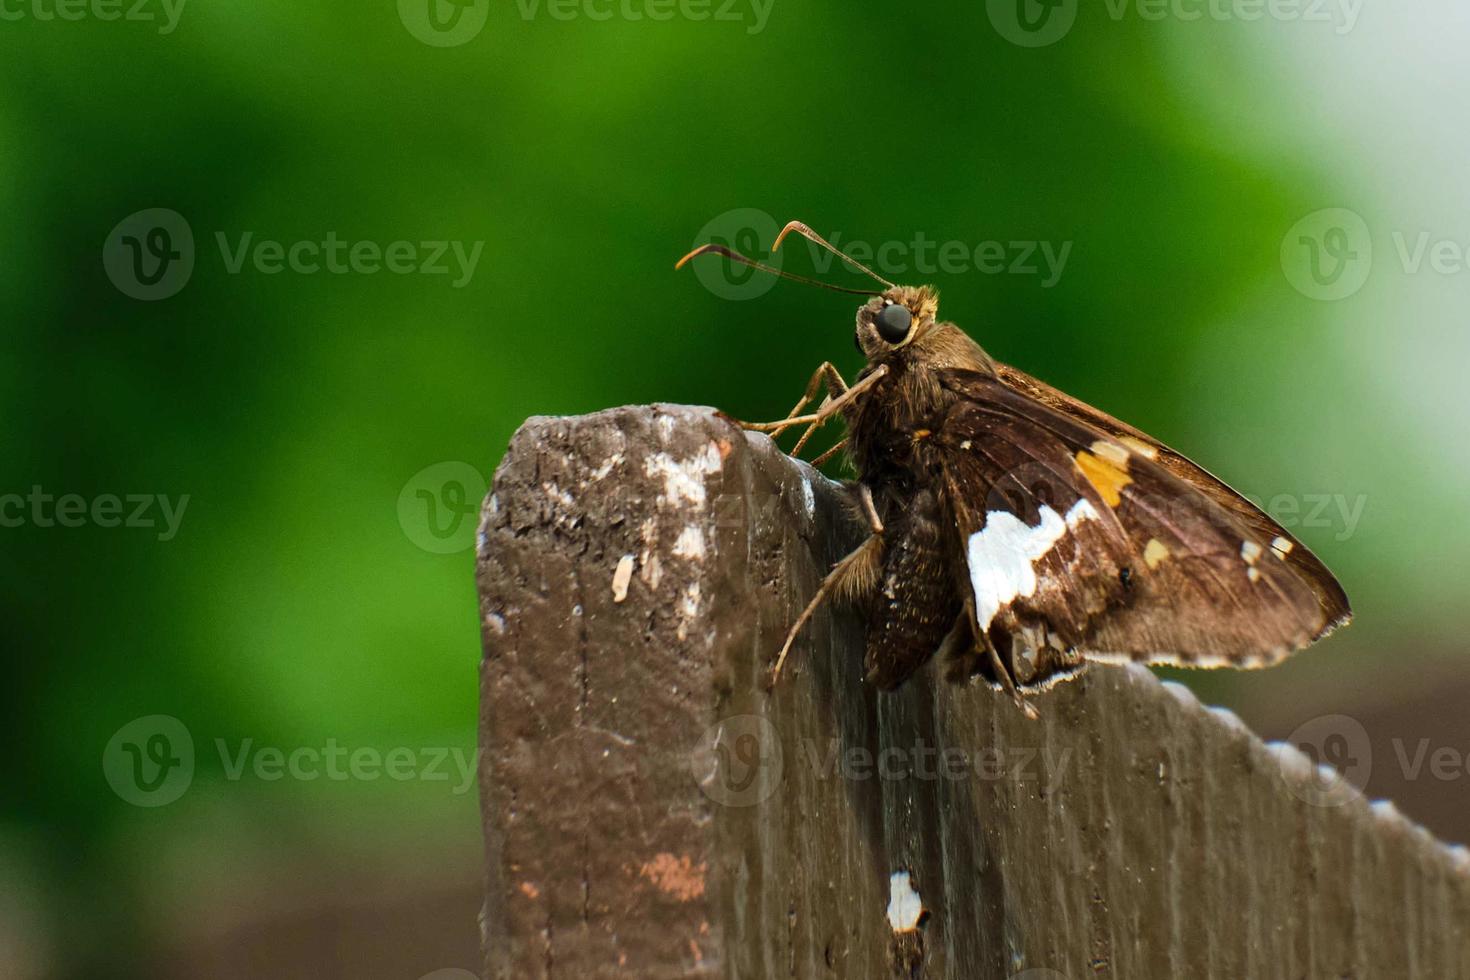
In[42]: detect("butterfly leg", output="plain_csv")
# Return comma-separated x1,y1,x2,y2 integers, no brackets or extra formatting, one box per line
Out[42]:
743,365,890,439
810,438,849,468
769,485,884,686
788,364,850,458
960,598,1040,721
781,361,849,422
936,609,976,680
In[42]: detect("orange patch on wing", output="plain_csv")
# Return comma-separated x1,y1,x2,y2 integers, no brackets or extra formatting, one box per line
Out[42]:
1075,448,1133,508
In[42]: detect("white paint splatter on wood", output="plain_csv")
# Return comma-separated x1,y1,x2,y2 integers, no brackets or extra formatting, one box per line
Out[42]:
886,871,923,932
672,526,706,560
612,554,636,602
644,443,723,509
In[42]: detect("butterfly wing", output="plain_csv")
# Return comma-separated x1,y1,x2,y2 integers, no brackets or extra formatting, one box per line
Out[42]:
934,367,1350,687
994,362,1352,626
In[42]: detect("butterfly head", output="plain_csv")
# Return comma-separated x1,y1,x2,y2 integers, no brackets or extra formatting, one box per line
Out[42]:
855,286,940,358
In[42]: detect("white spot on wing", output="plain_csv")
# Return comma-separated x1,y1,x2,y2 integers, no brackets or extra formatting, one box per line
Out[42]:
1271,535,1294,560
1241,539,1263,564
800,475,815,519
1120,435,1159,459
966,498,1097,631
886,872,923,932
1090,439,1130,467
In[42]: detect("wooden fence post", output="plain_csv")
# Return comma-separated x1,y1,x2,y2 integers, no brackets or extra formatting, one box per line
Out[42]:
474,404,1470,980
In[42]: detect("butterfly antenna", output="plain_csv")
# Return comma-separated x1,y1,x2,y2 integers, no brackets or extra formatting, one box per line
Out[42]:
676,243,882,296
771,220,897,290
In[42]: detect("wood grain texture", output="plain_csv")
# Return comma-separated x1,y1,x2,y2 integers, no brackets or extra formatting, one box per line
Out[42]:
476,404,1470,980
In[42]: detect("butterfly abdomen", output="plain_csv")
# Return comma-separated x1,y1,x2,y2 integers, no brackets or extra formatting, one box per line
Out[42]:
862,488,963,690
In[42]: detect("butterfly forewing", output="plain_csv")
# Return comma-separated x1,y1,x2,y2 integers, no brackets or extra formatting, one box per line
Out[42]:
935,368,1350,682
994,362,1352,627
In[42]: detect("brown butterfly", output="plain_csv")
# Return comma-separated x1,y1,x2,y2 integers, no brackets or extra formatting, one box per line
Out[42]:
678,221,1351,717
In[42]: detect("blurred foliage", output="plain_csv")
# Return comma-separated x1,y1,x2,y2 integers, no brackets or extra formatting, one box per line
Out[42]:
1,2,1456,976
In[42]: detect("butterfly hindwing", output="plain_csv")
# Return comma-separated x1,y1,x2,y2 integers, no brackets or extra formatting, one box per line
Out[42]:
933,368,1350,687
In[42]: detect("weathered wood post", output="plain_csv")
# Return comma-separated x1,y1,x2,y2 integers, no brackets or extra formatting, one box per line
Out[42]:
475,404,1470,980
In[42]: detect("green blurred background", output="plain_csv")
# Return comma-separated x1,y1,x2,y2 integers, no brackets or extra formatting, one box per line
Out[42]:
4,1,1469,977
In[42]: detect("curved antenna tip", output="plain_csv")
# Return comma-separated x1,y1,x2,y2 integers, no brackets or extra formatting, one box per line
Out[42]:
769,219,896,290
674,244,715,270
771,219,810,254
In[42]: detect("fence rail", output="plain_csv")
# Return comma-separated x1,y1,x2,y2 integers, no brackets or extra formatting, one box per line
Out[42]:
475,404,1470,980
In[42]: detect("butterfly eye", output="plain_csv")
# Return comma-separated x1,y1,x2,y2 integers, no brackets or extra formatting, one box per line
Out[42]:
876,303,912,343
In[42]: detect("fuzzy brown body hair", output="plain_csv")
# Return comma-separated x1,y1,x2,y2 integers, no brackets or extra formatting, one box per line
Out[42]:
841,320,997,687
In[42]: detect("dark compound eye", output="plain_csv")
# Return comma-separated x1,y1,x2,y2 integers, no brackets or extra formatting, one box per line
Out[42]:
876,303,912,344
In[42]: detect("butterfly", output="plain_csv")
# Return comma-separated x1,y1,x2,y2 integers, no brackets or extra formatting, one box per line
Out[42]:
679,221,1351,716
